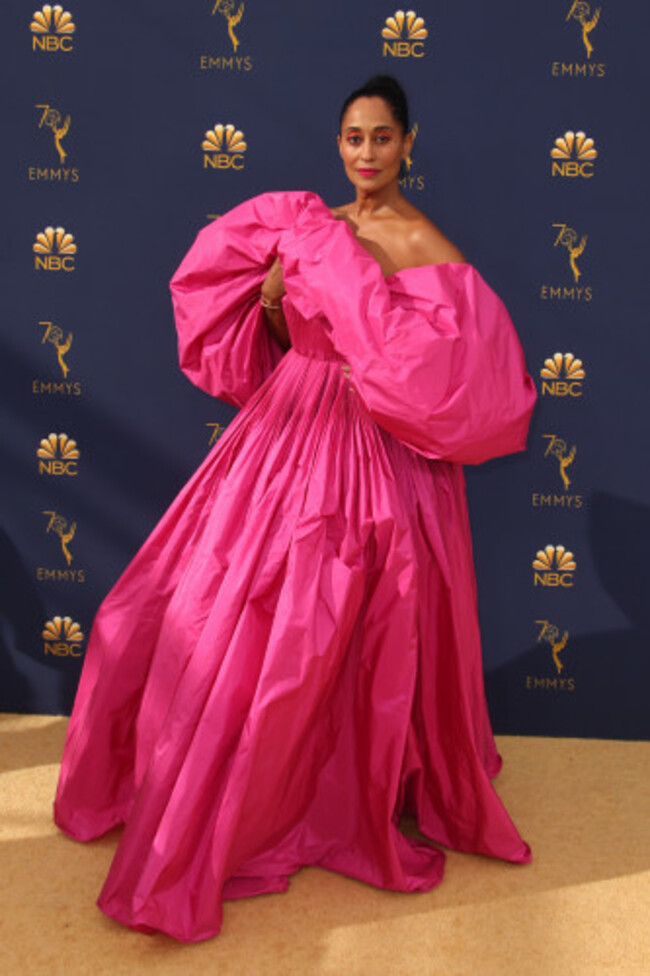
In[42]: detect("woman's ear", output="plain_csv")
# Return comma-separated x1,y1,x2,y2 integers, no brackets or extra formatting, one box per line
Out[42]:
403,125,416,170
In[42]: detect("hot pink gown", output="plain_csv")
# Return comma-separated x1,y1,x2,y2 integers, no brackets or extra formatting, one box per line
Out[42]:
54,191,536,942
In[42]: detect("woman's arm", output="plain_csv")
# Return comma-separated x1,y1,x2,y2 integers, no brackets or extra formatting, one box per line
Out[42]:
261,259,290,350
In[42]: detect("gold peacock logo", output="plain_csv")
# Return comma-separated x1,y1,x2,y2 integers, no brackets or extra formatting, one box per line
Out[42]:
33,226,77,271
551,130,597,178
30,5,75,51
33,226,76,255
541,352,586,381
202,123,247,170
42,616,84,657
532,544,577,587
540,352,585,398
382,9,428,57
551,131,597,161
37,433,80,476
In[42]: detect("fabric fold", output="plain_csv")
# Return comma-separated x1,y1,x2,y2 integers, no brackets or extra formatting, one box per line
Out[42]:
276,192,536,463
53,189,534,943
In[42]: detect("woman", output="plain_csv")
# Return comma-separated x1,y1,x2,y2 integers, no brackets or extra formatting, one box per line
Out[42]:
54,76,536,942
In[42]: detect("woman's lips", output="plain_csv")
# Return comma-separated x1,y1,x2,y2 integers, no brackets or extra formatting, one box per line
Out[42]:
357,168,379,177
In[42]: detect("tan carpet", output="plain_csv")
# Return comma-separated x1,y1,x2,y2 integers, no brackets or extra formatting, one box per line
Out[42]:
1,714,648,975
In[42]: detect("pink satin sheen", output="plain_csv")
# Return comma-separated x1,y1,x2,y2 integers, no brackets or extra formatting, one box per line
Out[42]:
54,191,536,942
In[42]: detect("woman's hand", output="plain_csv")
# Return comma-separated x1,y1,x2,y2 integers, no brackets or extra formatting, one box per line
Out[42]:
260,259,290,350
261,259,286,305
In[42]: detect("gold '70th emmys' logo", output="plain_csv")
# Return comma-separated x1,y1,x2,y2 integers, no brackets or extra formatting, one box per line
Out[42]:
540,352,585,397
536,619,570,674
33,226,76,271
43,511,76,566
41,321,72,377
35,104,70,164
30,5,75,52
531,433,583,510
211,0,244,52
382,10,428,58
543,434,577,491
202,123,247,170
533,544,577,588
206,423,224,445
37,433,80,476
566,1,601,59
553,223,587,283
551,130,597,178
42,616,84,657
539,224,592,303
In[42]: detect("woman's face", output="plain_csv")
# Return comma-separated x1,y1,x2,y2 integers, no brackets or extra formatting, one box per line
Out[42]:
338,96,412,194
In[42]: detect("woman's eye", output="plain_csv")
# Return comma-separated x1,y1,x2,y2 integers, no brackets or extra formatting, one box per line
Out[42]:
348,136,361,145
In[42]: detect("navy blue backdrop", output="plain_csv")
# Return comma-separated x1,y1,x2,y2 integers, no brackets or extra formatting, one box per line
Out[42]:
2,1,649,739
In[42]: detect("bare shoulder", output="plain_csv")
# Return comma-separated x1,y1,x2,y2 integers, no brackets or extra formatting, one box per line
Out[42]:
408,213,465,265
329,203,353,221
329,203,359,233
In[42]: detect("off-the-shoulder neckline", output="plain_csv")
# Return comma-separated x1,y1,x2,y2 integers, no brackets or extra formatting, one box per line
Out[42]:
264,191,477,283
385,262,469,280
318,197,470,282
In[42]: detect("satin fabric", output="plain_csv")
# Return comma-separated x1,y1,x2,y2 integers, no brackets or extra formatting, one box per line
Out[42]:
54,191,536,942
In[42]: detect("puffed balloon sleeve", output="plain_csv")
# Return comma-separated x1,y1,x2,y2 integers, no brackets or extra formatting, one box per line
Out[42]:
170,193,307,406
277,193,537,464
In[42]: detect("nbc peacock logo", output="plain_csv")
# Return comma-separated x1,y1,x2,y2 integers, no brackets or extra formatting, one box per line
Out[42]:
30,5,76,53
42,616,84,657
540,352,585,398
532,544,577,587
551,130,597,178
33,226,77,271
37,433,80,476
382,10,428,58
202,123,247,170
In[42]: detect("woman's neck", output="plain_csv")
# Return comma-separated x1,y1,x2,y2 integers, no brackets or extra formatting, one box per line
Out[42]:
349,183,404,219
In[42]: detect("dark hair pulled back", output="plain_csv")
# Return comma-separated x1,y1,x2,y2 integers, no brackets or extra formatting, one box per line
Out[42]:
339,75,410,134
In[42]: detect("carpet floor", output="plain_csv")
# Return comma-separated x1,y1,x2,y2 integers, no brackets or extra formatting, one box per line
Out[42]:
1,714,648,975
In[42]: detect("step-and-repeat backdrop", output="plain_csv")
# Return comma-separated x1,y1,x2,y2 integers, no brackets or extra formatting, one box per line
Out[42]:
2,2,648,739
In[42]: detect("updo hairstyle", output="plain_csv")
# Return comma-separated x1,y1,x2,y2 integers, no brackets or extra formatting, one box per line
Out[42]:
339,75,410,135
